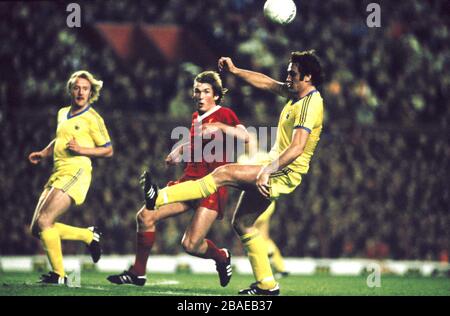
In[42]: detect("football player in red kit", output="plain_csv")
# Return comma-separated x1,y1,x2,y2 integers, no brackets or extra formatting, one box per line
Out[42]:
107,71,248,287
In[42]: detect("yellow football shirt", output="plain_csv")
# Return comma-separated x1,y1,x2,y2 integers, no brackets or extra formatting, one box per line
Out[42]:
53,105,111,170
269,90,323,174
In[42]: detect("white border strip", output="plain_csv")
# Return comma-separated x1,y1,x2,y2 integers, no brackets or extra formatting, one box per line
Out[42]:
1,255,448,276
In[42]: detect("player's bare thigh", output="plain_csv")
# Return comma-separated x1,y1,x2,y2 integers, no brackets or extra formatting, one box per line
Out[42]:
182,206,218,253
231,190,272,236
30,188,52,236
31,187,72,234
212,164,263,188
136,202,190,232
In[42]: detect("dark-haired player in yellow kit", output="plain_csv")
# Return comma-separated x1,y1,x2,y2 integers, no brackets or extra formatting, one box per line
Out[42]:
238,136,289,279
28,70,113,285
143,50,324,295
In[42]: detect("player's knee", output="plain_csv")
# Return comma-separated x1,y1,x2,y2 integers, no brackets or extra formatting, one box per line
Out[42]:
137,210,156,230
232,215,253,235
212,165,232,185
36,214,53,231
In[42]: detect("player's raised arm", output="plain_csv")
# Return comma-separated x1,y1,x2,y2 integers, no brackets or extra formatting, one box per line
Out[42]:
28,139,55,164
165,141,190,165
202,122,249,144
218,57,289,98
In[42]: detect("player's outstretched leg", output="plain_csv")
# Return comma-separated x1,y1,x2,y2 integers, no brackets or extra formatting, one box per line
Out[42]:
154,174,218,209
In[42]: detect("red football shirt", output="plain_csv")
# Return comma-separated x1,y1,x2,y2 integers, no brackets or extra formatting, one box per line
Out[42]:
184,105,241,178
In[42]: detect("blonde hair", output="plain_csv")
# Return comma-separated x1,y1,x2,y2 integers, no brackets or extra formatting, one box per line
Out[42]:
66,70,103,104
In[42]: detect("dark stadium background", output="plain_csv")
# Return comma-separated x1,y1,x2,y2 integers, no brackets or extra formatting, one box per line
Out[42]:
1,0,448,265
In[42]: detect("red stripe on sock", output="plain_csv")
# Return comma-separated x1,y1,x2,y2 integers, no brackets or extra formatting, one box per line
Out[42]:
130,231,155,276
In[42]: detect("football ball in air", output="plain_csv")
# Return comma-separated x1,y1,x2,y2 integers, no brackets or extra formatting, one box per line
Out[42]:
263,0,297,25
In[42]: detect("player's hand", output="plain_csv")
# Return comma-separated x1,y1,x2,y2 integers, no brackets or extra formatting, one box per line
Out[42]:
256,166,271,199
218,57,237,74
66,137,82,155
28,151,44,165
165,152,182,166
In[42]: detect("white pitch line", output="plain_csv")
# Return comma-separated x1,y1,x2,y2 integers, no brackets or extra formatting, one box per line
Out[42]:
147,280,180,286
81,285,217,296
68,279,180,290
20,283,223,296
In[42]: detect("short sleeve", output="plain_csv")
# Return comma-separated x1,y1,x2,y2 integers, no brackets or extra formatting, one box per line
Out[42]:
89,114,112,147
293,94,322,133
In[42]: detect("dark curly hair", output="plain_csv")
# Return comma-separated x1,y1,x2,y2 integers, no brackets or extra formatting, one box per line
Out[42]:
290,50,324,87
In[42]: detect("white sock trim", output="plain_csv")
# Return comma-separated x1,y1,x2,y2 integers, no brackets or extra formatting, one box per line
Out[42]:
259,276,275,284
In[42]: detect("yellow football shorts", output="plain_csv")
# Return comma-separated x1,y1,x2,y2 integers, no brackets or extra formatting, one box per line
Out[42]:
237,153,303,201
44,166,92,205
268,167,302,200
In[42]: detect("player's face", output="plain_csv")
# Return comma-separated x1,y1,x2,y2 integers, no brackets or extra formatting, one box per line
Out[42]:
71,78,92,108
285,63,302,93
193,82,218,113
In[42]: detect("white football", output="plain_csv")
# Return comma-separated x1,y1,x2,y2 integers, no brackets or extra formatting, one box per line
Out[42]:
264,0,297,25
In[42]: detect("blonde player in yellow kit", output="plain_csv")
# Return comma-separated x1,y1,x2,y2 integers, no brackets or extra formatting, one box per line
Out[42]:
28,70,113,285
143,51,323,295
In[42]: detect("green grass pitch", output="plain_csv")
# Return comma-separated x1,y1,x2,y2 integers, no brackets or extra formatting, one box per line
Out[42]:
0,271,449,296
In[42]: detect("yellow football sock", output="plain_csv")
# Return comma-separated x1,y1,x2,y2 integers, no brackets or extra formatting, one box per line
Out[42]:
54,222,93,244
155,174,217,208
267,238,286,272
40,227,65,277
241,230,277,290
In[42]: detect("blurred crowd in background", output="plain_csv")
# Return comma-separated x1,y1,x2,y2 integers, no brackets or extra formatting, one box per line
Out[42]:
0,0,448,260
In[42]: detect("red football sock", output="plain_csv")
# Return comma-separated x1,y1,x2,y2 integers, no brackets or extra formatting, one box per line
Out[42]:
190,239,227,263
130,231,155,276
